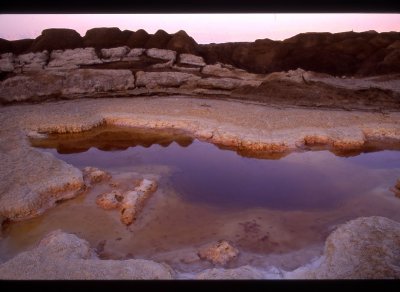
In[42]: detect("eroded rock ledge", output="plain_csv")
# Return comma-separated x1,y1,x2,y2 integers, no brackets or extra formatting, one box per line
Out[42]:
1,46,399,111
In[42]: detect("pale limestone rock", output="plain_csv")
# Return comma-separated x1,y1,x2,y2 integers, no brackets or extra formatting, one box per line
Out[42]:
196,266,266,279
149,59,173,69
61,69,135,95
179,54,206,67
0,131,84,220
202,63,264,80
16,51,49,72
198,240,239,265
47,48,102,69
122,48,146,61
265,68,310,83
101,46,130,62
0,69,135,103
96,190,123,210
120,179,157,226
0,53,14,72
82,167,111,186
0,230,173,279
286,216,400,279
146,48,176,62
135,71,201,89
197,77,262,90
172,65,201,73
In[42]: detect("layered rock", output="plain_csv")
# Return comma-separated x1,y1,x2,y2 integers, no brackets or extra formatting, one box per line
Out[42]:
47,48,102,69
179,53,206,67
101,46,130,62
136,71,201,89
0,230,173,279
146,48,176,62
0,69,136,102
15,51,49,72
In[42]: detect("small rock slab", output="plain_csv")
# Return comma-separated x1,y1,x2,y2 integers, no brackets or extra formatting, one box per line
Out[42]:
198,240,239,265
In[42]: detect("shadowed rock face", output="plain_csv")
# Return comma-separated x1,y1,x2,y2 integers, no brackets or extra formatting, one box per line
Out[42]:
145,29,172,49
166,30,199,54
31,29,83,52
10,39,34,55
83,27,129,49
127,29,151,48
0,38,12,54
1,28,400,76
199,31,400,76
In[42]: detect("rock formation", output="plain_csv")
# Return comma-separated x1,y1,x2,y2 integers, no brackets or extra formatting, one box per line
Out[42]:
82,167,111,186
0,230,173,279
198,240,239,265
120,179,158,226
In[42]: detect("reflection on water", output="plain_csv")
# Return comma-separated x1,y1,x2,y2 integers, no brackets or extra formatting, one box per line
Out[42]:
1,126,400,272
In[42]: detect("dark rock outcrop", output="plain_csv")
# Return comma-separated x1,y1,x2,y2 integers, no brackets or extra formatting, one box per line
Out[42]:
166,30,199,54
30,29,83,52
83,27,129,49
10,39,34,55
127,29,150,48
199,31,400,76
145,30,171,49
0,38,12,54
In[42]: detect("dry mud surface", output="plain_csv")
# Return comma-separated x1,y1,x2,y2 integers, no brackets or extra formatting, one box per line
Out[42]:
0,96,400,279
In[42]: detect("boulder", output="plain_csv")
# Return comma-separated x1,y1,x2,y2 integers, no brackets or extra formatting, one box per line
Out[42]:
122,48,146,61
198,240,239,265
127,29,150,48
82,167,111,186
197,77,261,90
83,27,129,49
179,53,205,67
101,46,130,62
0,53,14,72
16,51,49,72
47,48,102,69
135,71,201,89
146,48,176,62
286,216,400,279
166,30,199,54
145,29,171,49
96,190,123,210
0,230,173,279
120,179,157,225
30,29,83,52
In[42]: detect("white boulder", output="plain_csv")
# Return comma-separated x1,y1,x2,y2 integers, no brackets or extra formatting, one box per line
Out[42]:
146,48,176,62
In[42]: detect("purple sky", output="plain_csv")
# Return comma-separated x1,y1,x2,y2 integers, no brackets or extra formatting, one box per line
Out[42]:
0,14,399,44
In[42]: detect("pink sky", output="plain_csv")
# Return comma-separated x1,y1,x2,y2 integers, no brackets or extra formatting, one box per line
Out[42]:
0,14,399,43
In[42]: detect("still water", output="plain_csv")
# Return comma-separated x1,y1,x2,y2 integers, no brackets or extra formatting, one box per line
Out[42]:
1,126,399,271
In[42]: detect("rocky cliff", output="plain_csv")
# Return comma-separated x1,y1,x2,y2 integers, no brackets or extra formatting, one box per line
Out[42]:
1,28,399,76
0,28,399,110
